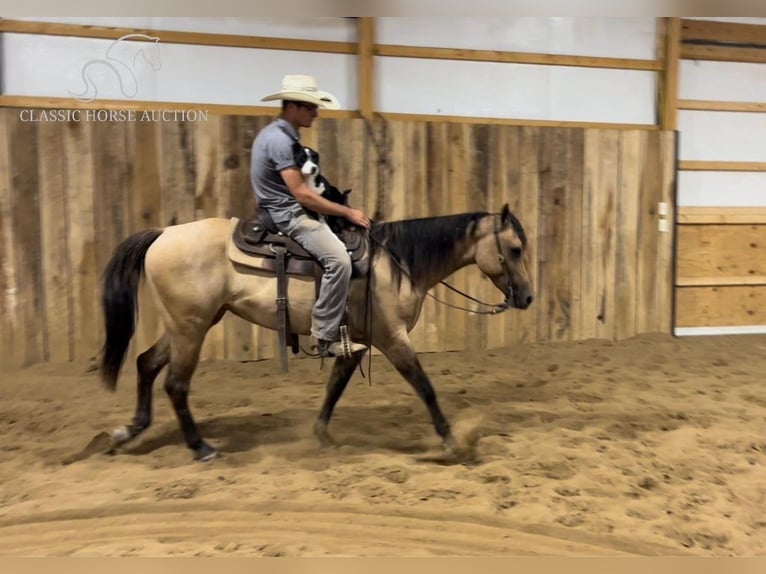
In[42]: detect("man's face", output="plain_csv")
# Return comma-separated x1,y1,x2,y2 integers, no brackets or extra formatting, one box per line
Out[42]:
293,101,319,127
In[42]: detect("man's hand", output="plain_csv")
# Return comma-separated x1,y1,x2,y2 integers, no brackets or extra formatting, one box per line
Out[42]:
345,208,370,229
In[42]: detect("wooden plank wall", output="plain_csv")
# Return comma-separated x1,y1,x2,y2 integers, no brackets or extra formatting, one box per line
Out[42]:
0,108,676,369
673,19,766,330
675,208,766,327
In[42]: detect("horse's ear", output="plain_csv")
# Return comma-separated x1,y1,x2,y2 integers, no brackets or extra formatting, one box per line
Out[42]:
501,203,510,222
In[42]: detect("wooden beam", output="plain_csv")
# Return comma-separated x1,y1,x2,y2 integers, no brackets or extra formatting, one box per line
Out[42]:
679,160,766,172
660,17,681,131
0,19,356,54
678,99,766,113
681,43,766,64
377,111,657,130
678,207,766,224
0,95,357,118
375,44,662,71
681,18,766,47
0,95,659,129
677,276,766,287
357,17,374,119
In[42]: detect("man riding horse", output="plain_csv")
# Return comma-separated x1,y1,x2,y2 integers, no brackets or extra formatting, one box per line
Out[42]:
250,74,370,358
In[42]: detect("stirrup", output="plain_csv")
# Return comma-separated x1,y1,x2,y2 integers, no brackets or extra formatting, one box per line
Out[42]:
318,328,367,359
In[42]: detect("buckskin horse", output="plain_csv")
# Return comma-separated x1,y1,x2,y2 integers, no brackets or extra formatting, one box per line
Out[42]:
98,202,533,461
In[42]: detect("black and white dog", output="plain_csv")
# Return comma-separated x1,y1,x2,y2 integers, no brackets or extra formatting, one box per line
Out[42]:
293,143,326,199
292,142,350,233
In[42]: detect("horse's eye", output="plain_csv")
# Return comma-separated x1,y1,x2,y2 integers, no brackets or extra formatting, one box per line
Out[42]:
509,247,522,259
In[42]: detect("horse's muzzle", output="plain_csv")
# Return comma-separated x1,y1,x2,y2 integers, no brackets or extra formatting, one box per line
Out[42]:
510,287,533,310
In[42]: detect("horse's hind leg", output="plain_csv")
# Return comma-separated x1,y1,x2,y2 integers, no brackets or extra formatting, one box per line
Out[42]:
163,333,216,461
111,333,170,447
379,335,456,453
314,355,362,447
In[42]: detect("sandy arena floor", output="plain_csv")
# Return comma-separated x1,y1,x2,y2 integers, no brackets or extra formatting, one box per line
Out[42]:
0,333,765,556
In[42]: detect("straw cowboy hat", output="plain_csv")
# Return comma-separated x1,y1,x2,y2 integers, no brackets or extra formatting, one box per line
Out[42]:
261,74,340,110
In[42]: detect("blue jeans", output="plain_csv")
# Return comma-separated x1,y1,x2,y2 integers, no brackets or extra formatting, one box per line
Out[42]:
278,214,351,342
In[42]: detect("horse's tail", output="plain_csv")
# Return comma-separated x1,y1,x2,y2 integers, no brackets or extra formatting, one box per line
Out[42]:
99,228,163,391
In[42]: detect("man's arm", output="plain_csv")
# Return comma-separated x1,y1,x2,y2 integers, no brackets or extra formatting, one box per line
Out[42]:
281,168,370,229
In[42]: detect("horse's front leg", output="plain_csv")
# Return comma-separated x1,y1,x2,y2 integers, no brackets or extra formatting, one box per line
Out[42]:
314,354,362,447
378,334,456,455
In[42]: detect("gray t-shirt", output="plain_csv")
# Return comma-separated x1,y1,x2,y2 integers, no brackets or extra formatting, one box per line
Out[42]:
250,118,307,227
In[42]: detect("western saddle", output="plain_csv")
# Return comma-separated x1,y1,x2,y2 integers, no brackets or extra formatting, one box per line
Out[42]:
228,207,370,371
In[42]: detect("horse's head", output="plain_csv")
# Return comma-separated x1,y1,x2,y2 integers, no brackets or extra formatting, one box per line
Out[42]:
475,203,534,310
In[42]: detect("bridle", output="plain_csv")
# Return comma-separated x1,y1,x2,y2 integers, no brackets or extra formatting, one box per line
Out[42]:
370,212,518,316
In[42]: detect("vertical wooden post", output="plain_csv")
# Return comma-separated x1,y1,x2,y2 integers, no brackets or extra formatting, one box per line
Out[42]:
357,17,375,119
660,17,681,131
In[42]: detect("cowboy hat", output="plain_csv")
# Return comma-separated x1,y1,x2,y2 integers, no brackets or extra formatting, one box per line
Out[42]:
261,74,340,110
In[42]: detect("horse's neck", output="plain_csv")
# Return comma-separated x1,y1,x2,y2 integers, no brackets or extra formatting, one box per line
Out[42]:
416,215,496,291
429,246,474,290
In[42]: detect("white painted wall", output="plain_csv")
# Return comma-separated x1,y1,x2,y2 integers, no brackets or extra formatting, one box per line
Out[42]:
676,60,766,209
375,57,655,123
375,17,657,59
677,171,766,207
3,33,357,107
679,111,766,163
3,16,658,124
680,60,766,103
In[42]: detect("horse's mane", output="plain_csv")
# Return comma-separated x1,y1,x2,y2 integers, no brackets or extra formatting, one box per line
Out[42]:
370,212,489,288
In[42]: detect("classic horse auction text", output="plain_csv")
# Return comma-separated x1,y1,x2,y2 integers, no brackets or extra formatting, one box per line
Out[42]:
19,109,209,122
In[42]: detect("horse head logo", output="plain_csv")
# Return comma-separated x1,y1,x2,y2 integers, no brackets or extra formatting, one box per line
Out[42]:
69,34,162,102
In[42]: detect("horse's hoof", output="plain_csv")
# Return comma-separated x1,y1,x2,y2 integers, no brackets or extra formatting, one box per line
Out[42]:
313,423,336,449
443,436,458,457
316,434,337,449
194,442,218,462
111,425,132,444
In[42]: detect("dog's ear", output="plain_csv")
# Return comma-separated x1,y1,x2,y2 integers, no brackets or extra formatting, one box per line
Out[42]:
291,142,305,162
343,189,352,196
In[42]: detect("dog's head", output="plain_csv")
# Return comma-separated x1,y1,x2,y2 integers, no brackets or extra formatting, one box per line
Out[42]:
292,142,320,177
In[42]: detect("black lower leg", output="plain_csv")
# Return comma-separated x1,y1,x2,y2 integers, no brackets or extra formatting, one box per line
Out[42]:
164,369,216,461
314,355,360,444
132,340,169,429
113,338,169,445
392,353,453,444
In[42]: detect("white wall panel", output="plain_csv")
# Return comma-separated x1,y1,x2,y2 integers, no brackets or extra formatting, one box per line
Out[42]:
376,56,655,124
9,16,356,42
3,33,357,108
680,60,766,102
678,171,766,207
377,17,657,59
678,110,766,162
